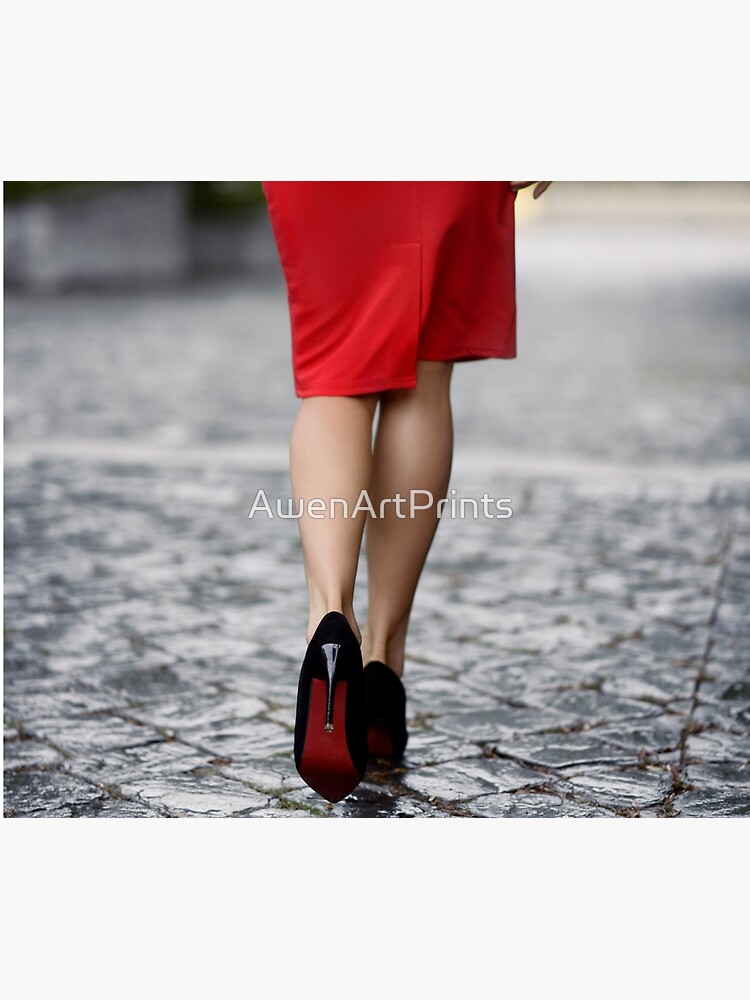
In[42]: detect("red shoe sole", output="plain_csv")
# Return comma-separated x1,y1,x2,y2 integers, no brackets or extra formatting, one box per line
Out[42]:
298,677,362,803
367,720,396,758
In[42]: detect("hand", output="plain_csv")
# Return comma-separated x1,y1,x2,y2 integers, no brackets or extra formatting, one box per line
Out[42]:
509,181,553,199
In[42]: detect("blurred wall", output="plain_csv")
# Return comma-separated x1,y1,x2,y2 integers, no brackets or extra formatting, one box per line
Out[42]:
5,181,749,293
5,182,191,292
3,181,269,292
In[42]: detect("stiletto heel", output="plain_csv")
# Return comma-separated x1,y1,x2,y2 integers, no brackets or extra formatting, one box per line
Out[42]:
294,612,367,802
363,660,408,759
321,643,339,731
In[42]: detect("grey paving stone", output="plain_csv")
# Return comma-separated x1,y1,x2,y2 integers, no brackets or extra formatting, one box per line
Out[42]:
587,714,687,756
70,740,219,786
709,634,750,673
697,675,750,709
468,755,552,792
693,699,750,730
672,792,750,817
676,743,750,815
684,727,750,764
468,790,614,818
540,688,663,723
561,765,674,811
603,673,695,706
4,768,111,817
399,732,485,768
118,775,271,817
183,721,292,762
461,658,580,702
181,719,293,761
402,757,545,804
3,737,67,770
215,755,305,796
432,705,580,744
684,760,750,791
69,798,159,818
125,691,268,735
4,679,124,724
17,712,164,756
407,675,497,714
485,733,637,770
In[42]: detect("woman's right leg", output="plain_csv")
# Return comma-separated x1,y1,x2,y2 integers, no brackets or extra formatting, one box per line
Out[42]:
360,360,454,676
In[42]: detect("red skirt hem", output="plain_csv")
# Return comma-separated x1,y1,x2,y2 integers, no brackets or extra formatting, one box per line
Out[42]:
263,181,517,398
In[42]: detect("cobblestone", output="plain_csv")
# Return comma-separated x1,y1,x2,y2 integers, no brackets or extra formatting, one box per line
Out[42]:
4,207,750,818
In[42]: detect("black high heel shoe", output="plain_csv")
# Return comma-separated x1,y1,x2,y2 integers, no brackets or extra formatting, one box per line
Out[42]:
363,660,408,759
294,611,367,803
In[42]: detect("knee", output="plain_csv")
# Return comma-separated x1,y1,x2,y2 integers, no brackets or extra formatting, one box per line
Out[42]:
415,360,453,394
381,361,453,408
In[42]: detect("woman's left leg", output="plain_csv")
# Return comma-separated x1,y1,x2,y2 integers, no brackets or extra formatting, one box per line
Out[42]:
289,393,379,645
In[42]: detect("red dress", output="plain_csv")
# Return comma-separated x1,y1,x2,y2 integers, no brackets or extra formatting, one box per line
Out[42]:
262,181,517,398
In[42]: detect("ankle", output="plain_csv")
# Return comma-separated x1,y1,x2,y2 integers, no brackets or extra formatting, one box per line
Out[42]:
360,628,405,677
307,603,361,646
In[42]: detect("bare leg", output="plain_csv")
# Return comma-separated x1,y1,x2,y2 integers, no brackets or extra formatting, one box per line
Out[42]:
289,394,379,644
360,360,454,676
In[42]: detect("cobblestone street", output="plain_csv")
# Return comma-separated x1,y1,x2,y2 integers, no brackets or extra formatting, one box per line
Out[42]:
5,189,750,817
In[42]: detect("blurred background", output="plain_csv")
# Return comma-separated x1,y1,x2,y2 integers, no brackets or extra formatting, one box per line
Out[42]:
5,181,750,467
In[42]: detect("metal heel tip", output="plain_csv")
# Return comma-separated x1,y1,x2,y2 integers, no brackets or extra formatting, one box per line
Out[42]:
324,724,334,733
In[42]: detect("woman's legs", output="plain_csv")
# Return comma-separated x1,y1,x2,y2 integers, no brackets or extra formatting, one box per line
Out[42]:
360,360,455,676
289,393,379,645
290,361,454,670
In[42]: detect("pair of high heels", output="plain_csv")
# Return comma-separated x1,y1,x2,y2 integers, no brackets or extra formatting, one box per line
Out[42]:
294,611,408,803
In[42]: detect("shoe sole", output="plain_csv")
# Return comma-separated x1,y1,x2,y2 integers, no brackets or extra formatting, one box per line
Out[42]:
298,677,362,803
367,720,397,758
